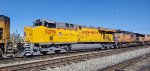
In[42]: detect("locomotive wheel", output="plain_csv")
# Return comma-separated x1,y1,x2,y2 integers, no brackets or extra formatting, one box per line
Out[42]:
110,45,115,49
41,51,47,55
114,44,119,49
54,50,60,54
0,48,3,59
65,46,71,52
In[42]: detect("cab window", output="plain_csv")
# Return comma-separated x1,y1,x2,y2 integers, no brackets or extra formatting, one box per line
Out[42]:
34,21,42,26
44,21,56,28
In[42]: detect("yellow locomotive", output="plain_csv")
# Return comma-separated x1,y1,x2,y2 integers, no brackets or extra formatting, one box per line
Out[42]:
0,15,23,58
0,15,10,58
23,19,116,55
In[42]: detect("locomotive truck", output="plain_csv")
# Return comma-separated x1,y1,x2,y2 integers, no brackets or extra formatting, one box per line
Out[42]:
0,15,150,59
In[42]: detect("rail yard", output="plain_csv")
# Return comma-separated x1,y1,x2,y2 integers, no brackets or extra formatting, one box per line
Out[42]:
0,46,149,71
0,15,150,71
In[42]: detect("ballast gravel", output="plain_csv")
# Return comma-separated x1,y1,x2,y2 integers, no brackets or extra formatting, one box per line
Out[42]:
44,47,150,71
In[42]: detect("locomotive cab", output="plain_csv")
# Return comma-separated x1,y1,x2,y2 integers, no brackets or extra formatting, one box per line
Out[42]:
33,19,56,28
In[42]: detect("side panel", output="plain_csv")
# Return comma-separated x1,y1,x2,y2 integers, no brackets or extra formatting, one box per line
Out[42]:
101,33,114,42
52,28,78,43
24,26,79,43
24,26,115,44
0,20,10,43
114,33,133,43
78,28,102,43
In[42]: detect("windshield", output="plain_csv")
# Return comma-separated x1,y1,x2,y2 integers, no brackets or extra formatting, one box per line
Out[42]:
44,21,56,28
34,20,43,26
33,19,56,28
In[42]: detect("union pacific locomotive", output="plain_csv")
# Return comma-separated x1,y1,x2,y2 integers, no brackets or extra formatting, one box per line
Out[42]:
0,15,150,58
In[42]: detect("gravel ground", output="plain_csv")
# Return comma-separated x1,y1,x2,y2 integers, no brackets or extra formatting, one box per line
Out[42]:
0,46,146,65
44,47,150,71
122,54,150,71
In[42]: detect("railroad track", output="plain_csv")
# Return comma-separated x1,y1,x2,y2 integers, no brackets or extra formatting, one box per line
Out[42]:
0,51,110,71
100,52,150,71
0,46,147,65
0,50,93,64
0,46,149,71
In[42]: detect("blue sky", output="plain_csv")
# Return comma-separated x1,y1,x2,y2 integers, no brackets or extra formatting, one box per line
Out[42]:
0,0,150,35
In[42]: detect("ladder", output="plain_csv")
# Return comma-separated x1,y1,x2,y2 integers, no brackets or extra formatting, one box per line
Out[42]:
5,42,14,57
23,43,33,56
